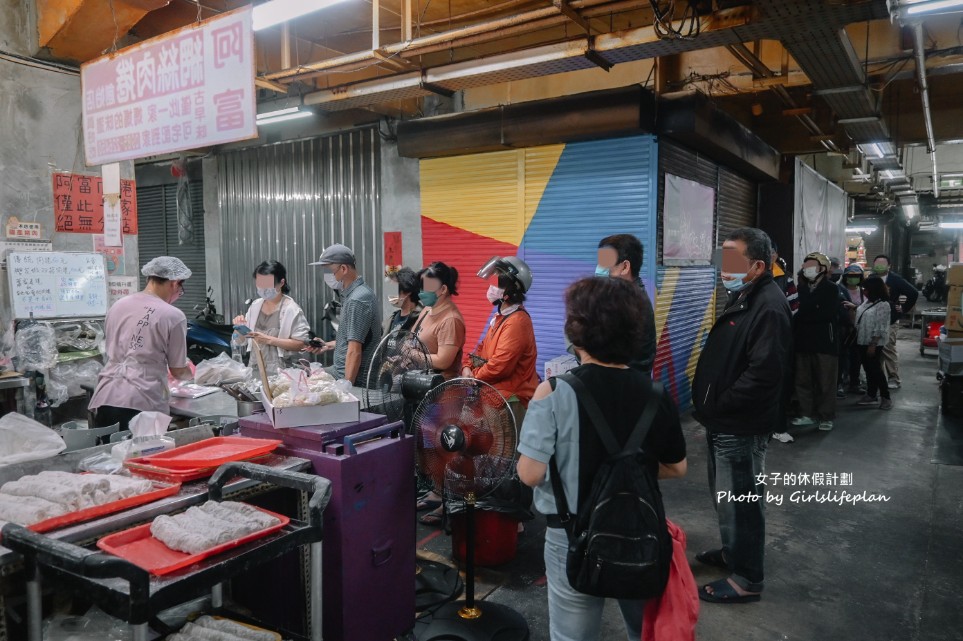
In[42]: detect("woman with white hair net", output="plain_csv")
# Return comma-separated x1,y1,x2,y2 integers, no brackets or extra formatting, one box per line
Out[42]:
88,257,195,430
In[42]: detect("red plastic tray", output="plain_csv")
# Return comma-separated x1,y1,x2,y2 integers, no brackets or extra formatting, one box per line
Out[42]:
135,437,282,470
124,453,273,484
96,506,290,576
27,481,181,534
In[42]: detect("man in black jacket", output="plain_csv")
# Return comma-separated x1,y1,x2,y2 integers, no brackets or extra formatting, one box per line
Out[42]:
693,227,792,605
871,254,919,390
596,234,656,375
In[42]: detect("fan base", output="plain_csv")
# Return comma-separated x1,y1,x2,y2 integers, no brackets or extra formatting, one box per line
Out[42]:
416,560,463,612
417,601,529,641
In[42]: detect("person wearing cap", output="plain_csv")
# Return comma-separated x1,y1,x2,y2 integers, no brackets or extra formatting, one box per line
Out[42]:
308,244,381,386
461,256,540,417
791,252,840,432
839,264,867,395
88,257,194,430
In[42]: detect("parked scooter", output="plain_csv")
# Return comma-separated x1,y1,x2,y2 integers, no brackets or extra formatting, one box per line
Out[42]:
186,287,234,364
923,264,948,303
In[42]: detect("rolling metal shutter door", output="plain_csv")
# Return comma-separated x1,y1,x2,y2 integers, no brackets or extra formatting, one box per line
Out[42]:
715,167,758,314
218,131,382,332
136,182,207,315
520,136,659,373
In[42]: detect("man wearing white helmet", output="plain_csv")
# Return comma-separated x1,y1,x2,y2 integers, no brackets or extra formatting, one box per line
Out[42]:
88,256,194,430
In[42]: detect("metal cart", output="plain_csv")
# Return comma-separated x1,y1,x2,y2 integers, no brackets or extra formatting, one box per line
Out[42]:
920,309,946,356
2,462,331,641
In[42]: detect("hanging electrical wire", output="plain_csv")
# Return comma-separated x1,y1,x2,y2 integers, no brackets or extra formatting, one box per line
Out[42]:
650,0,701,40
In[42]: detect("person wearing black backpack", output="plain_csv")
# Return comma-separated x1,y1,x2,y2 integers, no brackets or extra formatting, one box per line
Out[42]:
692,227,792,605
517,277,687,641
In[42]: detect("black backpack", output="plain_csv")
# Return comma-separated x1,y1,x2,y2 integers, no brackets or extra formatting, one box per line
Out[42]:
548,373,671,600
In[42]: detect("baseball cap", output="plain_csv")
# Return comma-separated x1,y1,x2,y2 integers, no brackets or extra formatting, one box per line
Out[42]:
309,243,356,266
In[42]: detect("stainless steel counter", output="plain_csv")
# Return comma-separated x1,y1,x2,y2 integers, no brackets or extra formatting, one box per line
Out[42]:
0,376,29,391
168,386,377,420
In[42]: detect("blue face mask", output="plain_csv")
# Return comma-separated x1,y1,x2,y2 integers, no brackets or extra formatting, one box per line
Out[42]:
418,291,438,307
594,265,610,278
723,274,748,292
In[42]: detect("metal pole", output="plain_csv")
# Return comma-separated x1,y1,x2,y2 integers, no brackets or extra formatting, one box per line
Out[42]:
132,623,149,641
26,563,42,641
211,583,224,609
310,541,323,641
372,0,380,50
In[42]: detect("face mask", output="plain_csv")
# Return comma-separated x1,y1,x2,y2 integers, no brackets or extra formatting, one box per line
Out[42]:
594,265,610,278
846,277,861,287
324,272,343,291
419,291,438,307
388,295,403,308
873,264,888,275
803,267,821,280
486,285,505,305
257,287,278,300
723,275,748,292
830,272,842,283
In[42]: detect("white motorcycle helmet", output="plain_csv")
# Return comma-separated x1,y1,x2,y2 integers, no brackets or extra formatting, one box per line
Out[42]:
477,256,533,293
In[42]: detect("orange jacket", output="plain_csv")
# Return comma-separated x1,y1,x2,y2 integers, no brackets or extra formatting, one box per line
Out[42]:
465,308,539,405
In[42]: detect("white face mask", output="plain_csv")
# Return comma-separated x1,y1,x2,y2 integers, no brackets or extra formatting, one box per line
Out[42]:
257,287,278,300
486,285,505,305
388,295,403,308
324,271,343,291
803,266,821,280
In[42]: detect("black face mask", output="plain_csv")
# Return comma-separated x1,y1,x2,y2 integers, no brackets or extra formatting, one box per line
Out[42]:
830,273,842,283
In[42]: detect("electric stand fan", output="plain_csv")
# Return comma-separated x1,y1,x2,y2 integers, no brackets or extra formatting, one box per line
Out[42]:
411,378,530,641
364,329,462,612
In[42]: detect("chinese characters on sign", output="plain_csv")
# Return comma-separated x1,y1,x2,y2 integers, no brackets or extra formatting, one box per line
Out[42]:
7,252,108,319
81,8,255,165
94,234,126,275
5,217,43,239
108,276,138,307
52,172,138,235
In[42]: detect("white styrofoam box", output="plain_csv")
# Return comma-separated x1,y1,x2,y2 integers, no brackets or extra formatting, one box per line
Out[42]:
544,354,579,380
259,389,360,428
938,336,963,365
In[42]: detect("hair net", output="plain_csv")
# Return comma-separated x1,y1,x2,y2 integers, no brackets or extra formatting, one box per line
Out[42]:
141,256,192,280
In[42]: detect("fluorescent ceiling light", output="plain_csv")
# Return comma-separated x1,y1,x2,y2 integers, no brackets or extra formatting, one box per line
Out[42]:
905,0,963,16
253,0,352,31
256,111,313,125
846,226,877,233
903,204,920,219
862,143,883,158
257,106,300,120
940,221,963,229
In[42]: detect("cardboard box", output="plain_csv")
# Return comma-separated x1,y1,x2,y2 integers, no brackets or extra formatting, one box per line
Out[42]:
259,389,360,428
947,264,963,287
945,285,963,332
939,336,963,365
545,354,579,380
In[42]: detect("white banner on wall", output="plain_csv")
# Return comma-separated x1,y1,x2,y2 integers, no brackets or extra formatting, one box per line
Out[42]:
794,159,848,276
81,7,256,166
663,174,715,265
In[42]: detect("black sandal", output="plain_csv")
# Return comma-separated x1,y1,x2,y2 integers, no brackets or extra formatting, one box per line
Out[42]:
695,548,729,570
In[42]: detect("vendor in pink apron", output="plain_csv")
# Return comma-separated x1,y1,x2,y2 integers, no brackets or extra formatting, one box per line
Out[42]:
88,257,194,430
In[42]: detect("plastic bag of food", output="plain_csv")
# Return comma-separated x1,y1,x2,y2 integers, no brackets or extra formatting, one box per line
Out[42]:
195,352,252,386
15,322,58,372
0,412,65,466
49,358,103,399
45,375,69,408
55,320,105,351
78,451,124,475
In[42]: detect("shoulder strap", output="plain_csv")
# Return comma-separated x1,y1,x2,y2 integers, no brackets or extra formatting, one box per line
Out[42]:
547,376,574,536
410,306,432,335
624,382,663,454
559,373,620,455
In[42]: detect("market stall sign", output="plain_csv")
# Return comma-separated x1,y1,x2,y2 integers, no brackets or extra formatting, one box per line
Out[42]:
52,172,138,235
81,7,256,165
5,217,43,239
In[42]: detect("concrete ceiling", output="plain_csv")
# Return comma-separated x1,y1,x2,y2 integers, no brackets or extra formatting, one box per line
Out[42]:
33,0,963,205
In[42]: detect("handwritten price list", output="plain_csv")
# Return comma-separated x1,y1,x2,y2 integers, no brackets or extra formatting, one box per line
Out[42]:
7,253,107,318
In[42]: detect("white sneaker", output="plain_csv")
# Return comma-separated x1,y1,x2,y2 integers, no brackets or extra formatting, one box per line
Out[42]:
818,421,834,431
791,416,816,427
772,432,794,443
888,381,901,390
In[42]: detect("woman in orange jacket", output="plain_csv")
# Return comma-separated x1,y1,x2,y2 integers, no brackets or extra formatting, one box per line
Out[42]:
462,255,540,423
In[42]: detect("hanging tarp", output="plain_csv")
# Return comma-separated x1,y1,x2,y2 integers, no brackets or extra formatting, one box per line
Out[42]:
794,158,848,275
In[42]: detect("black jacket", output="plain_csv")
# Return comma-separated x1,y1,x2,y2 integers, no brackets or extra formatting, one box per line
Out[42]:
793,277,839,355
882,272,919,324
693,273,793,436
631,283,657,376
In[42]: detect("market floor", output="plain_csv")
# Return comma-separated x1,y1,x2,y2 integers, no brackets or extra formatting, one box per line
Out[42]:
414,328,963,641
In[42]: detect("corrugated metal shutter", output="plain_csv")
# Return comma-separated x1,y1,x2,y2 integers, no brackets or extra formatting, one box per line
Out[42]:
520,136,659,374
862,225,888,267
652,266,716,411
657,139,717,263
136,181,207,315
715,167,758,314
217,130,382,333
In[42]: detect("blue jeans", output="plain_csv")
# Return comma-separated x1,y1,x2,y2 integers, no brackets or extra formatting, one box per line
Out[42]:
543,527,644,641
706,431,768,592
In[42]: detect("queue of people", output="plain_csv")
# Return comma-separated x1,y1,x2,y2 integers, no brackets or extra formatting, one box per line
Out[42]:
95,226,910,641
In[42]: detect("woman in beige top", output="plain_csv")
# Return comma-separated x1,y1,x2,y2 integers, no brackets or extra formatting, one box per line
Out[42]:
412,261,466,380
